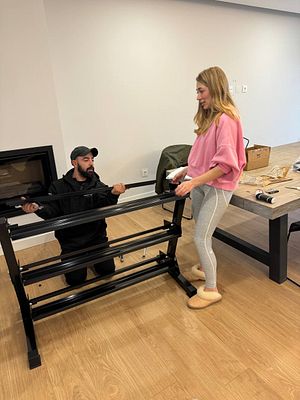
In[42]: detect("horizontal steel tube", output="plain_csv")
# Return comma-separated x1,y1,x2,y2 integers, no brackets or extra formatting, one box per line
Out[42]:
5,180,156,207
29,255,163,305
22,229,180,285
32,264,169,321
10,192,187,240
22,223,169,270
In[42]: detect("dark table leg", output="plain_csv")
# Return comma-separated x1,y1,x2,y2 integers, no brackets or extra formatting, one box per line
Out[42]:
269,215,288,283
213,213,289,284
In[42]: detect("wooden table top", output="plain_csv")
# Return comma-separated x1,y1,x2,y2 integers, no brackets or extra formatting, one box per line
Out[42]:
232,141,300,219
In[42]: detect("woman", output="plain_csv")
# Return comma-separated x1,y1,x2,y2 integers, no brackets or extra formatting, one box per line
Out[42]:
174,66,246,309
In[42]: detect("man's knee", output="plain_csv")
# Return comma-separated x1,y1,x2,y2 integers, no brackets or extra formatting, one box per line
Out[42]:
94,258,115,276
64,267,87,286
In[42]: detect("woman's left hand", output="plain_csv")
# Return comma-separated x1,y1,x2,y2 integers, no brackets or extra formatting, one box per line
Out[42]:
175,180,195,196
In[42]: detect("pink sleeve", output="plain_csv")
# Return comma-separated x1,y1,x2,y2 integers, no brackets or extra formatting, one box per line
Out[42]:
209,115,243,174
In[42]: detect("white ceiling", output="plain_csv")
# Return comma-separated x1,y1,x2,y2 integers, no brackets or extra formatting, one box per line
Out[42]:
215,0,300,14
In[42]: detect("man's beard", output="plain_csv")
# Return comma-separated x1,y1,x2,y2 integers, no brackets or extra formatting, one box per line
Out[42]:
78,164,94,179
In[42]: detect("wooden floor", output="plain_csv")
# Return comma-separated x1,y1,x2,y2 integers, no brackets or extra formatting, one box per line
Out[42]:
0,205,299,400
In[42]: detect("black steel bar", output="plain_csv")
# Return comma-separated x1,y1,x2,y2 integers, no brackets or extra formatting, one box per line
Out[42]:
167,261,197,298
163,198,196,295
22,223,168,270
125,180,156,189
0,218,41,369
32,264,169,321
213,227,270,265
1,192,190,369
22,229,180,285
0,218,20,286
5,180,156,207
10,192,187,240
269,215,288,283
213,215,288,284
29,255,163,305
167,198,185,259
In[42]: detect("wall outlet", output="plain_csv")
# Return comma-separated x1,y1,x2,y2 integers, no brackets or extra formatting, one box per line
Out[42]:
242,84,248,93
141,168,149,177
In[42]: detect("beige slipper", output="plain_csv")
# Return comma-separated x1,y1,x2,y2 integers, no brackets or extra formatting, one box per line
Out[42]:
183,265,206,282
187,285,222,309
191,265,206,280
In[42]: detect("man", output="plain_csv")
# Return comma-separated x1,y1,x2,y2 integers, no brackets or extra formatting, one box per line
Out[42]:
22,146,126,286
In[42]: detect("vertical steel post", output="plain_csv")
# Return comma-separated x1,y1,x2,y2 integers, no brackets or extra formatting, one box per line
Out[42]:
269,215,288,283
0,218,41,368
166,198,196,297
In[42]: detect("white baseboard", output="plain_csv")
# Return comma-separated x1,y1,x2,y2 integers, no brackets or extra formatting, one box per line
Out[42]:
119,189,155,202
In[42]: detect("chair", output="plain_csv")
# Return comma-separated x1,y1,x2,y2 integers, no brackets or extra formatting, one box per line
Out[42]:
155,144,192,193
244,137,250,149
155,144,192,219
287,221,300,241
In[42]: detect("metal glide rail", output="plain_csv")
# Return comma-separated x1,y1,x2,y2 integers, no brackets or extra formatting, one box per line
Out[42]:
9,191,184,240
4,180,156,207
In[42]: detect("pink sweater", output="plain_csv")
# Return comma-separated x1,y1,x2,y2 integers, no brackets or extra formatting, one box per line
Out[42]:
187,113,246,191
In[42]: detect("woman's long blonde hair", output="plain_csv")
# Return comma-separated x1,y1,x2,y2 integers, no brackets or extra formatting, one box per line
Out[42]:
194,66,239,135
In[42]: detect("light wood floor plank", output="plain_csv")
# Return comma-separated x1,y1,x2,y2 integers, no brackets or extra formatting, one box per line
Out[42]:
0,205,299,399
225,368,284,400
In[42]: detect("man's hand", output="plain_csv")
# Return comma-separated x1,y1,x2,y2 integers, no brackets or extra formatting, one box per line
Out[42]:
21,197,40,213
111,183,126,195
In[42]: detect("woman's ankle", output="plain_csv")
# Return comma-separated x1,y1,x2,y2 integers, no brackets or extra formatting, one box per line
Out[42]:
204,287,218,292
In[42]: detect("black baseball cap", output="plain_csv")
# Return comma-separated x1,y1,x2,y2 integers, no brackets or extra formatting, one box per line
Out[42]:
70,146,98,160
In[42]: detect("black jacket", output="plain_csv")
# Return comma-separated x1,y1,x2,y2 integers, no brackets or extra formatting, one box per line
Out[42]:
155,144,192,194
36,169,119,251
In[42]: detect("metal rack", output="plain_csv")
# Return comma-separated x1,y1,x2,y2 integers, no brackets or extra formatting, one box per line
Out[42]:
0,191,196,369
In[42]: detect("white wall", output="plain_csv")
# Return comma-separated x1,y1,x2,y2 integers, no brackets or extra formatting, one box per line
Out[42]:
43,0,300,185
1,0,300,253
0,0,66,175
0,0,65,252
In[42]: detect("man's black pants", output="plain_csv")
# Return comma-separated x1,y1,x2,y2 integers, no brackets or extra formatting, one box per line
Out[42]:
61,239,115,286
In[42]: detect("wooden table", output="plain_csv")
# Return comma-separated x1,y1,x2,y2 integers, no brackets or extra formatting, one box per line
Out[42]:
213,141,300,283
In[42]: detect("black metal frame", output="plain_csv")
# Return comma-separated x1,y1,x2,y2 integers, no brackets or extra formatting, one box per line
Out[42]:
162,197,193,220
0,191,196,369
213,214,288,283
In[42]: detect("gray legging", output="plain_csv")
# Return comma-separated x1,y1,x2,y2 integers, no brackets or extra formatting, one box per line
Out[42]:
191,184,233,288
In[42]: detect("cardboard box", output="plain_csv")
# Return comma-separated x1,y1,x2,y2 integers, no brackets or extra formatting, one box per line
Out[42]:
244,144,271,171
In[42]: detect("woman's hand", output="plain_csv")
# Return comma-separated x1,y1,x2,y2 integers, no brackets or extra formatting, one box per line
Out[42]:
172,167,188,184
175,180,195,196
175,166,225,196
